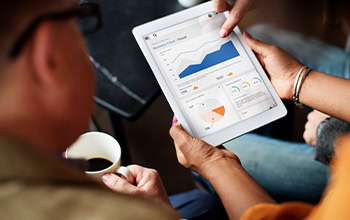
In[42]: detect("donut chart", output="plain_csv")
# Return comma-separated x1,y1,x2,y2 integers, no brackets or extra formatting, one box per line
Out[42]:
198,99,226,123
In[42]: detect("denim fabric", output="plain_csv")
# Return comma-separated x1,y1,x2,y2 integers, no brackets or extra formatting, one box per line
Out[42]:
169,189,228,220
224,133,329,203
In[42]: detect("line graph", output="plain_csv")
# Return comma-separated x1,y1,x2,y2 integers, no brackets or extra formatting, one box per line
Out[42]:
171,38,221,64
176,40,224,74
179,41,240,79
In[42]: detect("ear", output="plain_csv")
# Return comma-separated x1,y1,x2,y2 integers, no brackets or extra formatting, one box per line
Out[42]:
30,21,60,87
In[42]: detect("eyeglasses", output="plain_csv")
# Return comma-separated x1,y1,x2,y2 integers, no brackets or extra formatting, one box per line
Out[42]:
9,2,102,59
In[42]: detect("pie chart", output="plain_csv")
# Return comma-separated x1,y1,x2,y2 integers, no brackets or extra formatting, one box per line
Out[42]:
198,99,226,123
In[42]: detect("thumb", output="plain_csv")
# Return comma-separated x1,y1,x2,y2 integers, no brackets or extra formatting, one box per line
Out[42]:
220,0,250,37
102,173,138,194
243,32,272,57
169,124,193,152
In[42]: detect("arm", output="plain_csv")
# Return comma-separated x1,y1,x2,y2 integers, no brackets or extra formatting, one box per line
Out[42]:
169,124,275,219
201,153,275,218
169,33,350,219
243,32,350,123
299,70,350,123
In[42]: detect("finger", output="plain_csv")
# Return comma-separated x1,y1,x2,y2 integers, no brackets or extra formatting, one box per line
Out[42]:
127,165,163,190
304,121,312,130
126,164,151,185
116,166,134,184
169,124,194,152
243,32,274,57
173,140,188,165
102,173,137,194
255,53,265,68
169,119,184,160
174,147,189,168
220,0,251,37
173,140,182,156
307,111,317,121
303,130,311,142
172,115,178,126
304,133,316,146
213,0,231,12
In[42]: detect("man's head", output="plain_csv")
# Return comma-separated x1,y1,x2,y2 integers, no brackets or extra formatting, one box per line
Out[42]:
0,0,97,152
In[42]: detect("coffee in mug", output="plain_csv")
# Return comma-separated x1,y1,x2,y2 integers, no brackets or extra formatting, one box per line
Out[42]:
65,132,133,183
86,157,114,172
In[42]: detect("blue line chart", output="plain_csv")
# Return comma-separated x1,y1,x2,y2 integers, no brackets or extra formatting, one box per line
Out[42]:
171,37,221,64
179,41,240,79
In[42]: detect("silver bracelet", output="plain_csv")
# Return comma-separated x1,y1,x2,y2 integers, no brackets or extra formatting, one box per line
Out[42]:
293,66,307,100
293,66,312,108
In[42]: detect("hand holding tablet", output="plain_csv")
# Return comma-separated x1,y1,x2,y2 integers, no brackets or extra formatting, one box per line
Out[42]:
133,2,287,146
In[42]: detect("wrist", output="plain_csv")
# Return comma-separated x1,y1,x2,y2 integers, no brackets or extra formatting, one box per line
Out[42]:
293,67,312,108
287,63,304,100
197,150,241,180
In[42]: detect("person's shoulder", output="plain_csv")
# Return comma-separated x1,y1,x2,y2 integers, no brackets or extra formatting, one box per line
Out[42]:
0,180,178,220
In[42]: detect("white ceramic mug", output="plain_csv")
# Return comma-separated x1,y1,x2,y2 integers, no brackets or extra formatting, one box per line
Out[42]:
65,132,132,182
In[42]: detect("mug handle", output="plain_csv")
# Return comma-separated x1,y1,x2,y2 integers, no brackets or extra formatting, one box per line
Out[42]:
116,166,134,184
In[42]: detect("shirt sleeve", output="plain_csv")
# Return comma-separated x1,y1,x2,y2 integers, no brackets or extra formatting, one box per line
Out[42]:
241,202,313,220
306,136,350,220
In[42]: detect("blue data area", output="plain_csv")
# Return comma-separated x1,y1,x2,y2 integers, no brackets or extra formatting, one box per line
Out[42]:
179,41,239,79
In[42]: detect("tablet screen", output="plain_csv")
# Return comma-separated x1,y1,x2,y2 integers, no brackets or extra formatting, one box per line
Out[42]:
143,12,277,138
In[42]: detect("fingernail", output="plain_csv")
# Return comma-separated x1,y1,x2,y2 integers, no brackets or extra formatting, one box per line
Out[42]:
102,174,112,182
244,32,252,39
219,29,227,38
172,119,178,126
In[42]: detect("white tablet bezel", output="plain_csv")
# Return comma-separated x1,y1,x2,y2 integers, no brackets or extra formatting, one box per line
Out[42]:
133,2,287,146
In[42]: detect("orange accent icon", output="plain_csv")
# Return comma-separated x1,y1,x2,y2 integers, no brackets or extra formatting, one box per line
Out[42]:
228,72,233,77
193,86,199,90
212,106,225,116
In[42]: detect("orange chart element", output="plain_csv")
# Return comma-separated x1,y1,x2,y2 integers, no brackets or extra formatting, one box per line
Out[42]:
198,99,226,123
213,106,225,116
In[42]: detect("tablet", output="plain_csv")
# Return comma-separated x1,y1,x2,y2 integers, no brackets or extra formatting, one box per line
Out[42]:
133,2,287,146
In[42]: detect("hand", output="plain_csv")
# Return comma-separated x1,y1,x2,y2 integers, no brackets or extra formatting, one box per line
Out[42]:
214,0,258,37
304,110,330,146
102,165,171,206
243,32,304,100
169,117,240,176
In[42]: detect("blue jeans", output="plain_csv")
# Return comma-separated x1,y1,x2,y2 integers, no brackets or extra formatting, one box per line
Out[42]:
169,189,228,219
224,133,329,203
